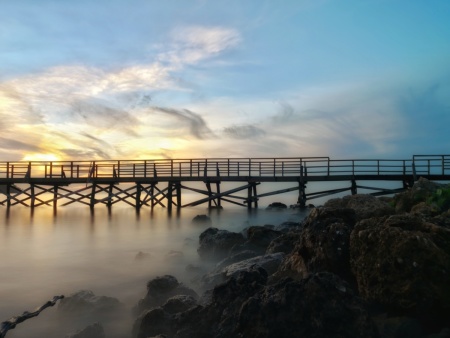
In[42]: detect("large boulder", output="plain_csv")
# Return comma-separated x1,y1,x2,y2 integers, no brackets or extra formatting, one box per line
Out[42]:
200,253,284,290
231,226,282,255
197,227,245,260
392,177,444,213
237,272,379,338
325,194,395,221
350,214,450,326
275,207,356,284
135,275,198,315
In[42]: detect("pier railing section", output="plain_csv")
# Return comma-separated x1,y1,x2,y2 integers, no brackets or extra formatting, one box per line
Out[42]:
1,155,449,180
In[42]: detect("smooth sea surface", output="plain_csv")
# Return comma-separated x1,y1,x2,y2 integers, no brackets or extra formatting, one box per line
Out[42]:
0,190,310,338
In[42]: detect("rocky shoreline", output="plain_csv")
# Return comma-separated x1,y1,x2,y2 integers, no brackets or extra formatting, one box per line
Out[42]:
61,178,450,338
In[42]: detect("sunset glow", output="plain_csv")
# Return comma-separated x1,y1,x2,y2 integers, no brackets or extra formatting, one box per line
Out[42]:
1,1,449,161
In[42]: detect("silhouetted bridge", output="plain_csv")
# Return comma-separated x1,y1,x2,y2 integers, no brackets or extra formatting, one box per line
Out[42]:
1,155,449,212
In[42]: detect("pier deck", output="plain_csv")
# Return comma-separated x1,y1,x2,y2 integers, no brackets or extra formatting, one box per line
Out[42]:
1,155,449,212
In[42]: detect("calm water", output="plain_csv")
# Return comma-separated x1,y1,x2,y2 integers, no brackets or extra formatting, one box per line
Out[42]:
0,199,309,338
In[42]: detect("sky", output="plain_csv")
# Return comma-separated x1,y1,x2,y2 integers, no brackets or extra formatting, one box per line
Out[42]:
0,0,450,161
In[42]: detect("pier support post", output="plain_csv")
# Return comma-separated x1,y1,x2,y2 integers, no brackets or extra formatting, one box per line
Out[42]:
351,179,357,195
206,182,212,209
30,184,35,209
136,183,142,212
175,182,181,210
53,185,58,214
90,184,96,210
167,182,173,213
216,182,221,208
6,184,11,209
298,182,306,207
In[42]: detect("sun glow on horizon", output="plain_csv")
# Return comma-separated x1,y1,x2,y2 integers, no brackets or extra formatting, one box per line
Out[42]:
22,153,61,162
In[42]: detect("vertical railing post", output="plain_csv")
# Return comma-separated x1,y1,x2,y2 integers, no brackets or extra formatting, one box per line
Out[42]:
249,159,251,176
227,159,230,176
50,162,53,178
6,162,9,179
377,160,380,175
442,156,445,175
327,159,330,176
190,159,193,177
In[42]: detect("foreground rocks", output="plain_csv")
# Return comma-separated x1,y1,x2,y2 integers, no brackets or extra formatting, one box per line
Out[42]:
130,180,450,337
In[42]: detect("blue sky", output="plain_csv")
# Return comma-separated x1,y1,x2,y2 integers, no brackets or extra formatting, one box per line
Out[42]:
0,0,449,161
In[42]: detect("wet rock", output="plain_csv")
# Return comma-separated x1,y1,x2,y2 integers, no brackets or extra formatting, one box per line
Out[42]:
197,227,245,260
135,275,198,315
372,314,424,338
214,250,259,271
191,214,212,225
266,202,287,209
324,194,395,221
58,290,124,318
350,214,450,326
237,272,378,338
162,295,198,314
200,253,284,290
274,221,302,233
266,231,302,255
133,307,174,338
393,177,444,213
231,226,282,255
65,322,105,338
275,207,356,284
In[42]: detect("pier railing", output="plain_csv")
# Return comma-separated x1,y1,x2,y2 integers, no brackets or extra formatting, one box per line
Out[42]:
1,155,449,180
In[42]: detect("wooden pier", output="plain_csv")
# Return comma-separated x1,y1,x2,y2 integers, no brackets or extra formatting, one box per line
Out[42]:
1,155,449,212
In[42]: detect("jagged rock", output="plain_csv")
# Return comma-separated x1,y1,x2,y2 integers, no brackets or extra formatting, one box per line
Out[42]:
324,194,395,221
393,177,444,213
350,214,450,327
65,322,105,338
214,250,259,271
197,227,245,260
162,295,198,314
133,307,174,338
58,290,124,317
274,221,302,233
200,253,284,290
135,275,198,315
266,231,302,254
237,272,379,338
275,207,356,284
230,226,282,255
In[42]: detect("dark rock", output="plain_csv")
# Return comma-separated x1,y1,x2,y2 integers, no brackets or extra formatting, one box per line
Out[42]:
237,272,379,338
200,253,283,291
65,322,105,338
231,226,282,255
267,202,287,209
135,275,198,315
350,214,450,327
214,250,259,271
197,227,245,260
372,314,424,338
58,290,124,318
274,221,302,233
275,207,356,284
324,194,395,221
162,295,197,314
133,307,174,338
393,177,444,213
191,214,212,225
266,231,302,255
